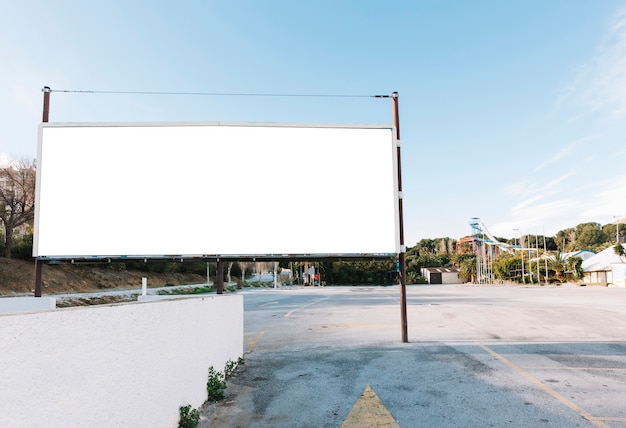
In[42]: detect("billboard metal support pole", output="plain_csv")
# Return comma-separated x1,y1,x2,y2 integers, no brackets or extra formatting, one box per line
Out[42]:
34,86,51,297
392,92,408,343
216,259,224,294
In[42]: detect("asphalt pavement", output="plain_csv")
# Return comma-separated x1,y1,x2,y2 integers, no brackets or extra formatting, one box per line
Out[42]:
199,284,626,428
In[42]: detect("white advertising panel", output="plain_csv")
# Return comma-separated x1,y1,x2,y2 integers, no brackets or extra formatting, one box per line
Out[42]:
34,122,399,259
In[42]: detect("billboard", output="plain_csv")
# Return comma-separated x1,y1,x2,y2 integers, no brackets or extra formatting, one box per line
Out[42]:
34,122,399,260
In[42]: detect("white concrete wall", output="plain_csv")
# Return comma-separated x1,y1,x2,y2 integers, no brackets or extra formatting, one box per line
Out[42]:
0,296,56,314
610,263,626,287
442,272,463,284
0,294,243,428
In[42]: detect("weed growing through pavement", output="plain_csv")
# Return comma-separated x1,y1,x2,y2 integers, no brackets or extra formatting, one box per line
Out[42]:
206,366,226,402
178,404,200,428
206,358,245,402
225,357,244,380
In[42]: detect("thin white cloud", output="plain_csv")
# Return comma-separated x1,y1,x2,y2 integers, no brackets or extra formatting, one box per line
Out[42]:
490,197,580,237
550,6,626,122
581,6,626,119
580,173,626,219
530,135,597,172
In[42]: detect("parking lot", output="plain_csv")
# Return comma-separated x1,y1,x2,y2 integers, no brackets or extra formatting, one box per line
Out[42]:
200,284,626,427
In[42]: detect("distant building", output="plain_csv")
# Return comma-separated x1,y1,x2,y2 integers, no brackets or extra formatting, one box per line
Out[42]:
581,245,626,287
561,250,595,262
421,267,462,284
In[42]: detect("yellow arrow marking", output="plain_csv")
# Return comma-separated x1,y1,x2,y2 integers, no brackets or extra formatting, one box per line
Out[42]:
341,385,400,428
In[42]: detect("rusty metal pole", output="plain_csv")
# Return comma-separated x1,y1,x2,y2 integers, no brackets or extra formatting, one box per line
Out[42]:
216,259,225,294
42,86,51,122
34,87,51,297
392,92,408,343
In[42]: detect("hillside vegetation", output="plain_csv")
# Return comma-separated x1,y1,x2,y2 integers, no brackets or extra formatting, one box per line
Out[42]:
0,257,206,296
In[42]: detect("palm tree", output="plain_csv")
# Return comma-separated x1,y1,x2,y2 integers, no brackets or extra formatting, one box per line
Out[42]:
459,256,477,283
614,243,625,262
547,251,567,281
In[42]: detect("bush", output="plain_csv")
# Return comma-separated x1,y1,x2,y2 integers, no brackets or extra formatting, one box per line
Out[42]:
206,366,226,402
225,357,244,379
407,272,427,284
7,233,34,261
178,405,200,428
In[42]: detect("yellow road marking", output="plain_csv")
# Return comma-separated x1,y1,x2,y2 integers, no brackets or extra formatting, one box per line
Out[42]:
477,343,609,428
341,385,399,428
285,296,330,317
245,331,264,354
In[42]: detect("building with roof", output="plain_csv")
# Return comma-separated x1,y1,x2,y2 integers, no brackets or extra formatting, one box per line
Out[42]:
581,245,626,287
421,267,462,284
562,250,596,262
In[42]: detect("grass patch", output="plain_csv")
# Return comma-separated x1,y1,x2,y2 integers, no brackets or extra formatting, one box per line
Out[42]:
158,285,215,295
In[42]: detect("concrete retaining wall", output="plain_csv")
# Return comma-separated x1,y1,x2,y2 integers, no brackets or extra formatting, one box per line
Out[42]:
0,295,243,427
0,296,56,314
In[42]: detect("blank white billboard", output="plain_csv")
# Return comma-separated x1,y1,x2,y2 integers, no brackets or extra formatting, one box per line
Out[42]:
34,122,399,259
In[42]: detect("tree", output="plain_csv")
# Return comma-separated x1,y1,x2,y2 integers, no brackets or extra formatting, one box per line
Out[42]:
492,253,519,281
614,243,625,262
414,239,436,254
547,252,567,281
0,159,36,258
458,255,477,283
574,222,609,251
566,256,583,280
449,252,476,283
556,227,576,251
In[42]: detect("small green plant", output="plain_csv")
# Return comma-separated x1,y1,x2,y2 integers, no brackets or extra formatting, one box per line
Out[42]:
158,285,215,295
178,404,200,428
224,357,244,379
207,366,226,401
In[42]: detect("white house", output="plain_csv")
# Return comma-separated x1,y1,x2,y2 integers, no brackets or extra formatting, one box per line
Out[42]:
581,245,626,287
421,267,462,284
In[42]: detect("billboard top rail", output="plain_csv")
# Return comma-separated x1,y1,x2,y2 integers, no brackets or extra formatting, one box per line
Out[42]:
39,121,394,130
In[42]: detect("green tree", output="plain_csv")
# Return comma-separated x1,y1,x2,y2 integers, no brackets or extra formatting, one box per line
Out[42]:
574,222,609,251
458,255,477,283
566,256,583,279
547,252,567,281
555,227,576,252
413,239,436,253
614,243,625,262
492,253,518,280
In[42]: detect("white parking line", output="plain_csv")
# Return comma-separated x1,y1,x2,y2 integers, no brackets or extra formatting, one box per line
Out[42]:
285,296,330,317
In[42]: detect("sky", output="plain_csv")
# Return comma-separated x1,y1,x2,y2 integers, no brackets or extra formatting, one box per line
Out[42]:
2,1,626,246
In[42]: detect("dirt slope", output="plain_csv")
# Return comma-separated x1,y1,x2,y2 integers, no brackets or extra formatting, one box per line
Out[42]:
0,257,206,296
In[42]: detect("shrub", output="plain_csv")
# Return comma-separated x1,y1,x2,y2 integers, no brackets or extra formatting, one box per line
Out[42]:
206,366,226,402
178,404,200,428
225,357,244,379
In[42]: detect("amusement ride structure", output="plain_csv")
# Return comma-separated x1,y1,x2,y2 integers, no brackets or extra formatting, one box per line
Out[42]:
461,218,545,284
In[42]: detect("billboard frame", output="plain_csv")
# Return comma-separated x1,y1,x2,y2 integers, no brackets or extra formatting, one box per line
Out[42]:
34,121,400,262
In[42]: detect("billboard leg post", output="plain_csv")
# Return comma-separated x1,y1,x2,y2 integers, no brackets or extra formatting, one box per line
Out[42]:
34,87,51,297
34,259,43,297
216,260,224,294
392,91,409,343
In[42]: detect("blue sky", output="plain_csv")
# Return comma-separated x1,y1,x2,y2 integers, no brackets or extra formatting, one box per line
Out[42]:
2,1,626,245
